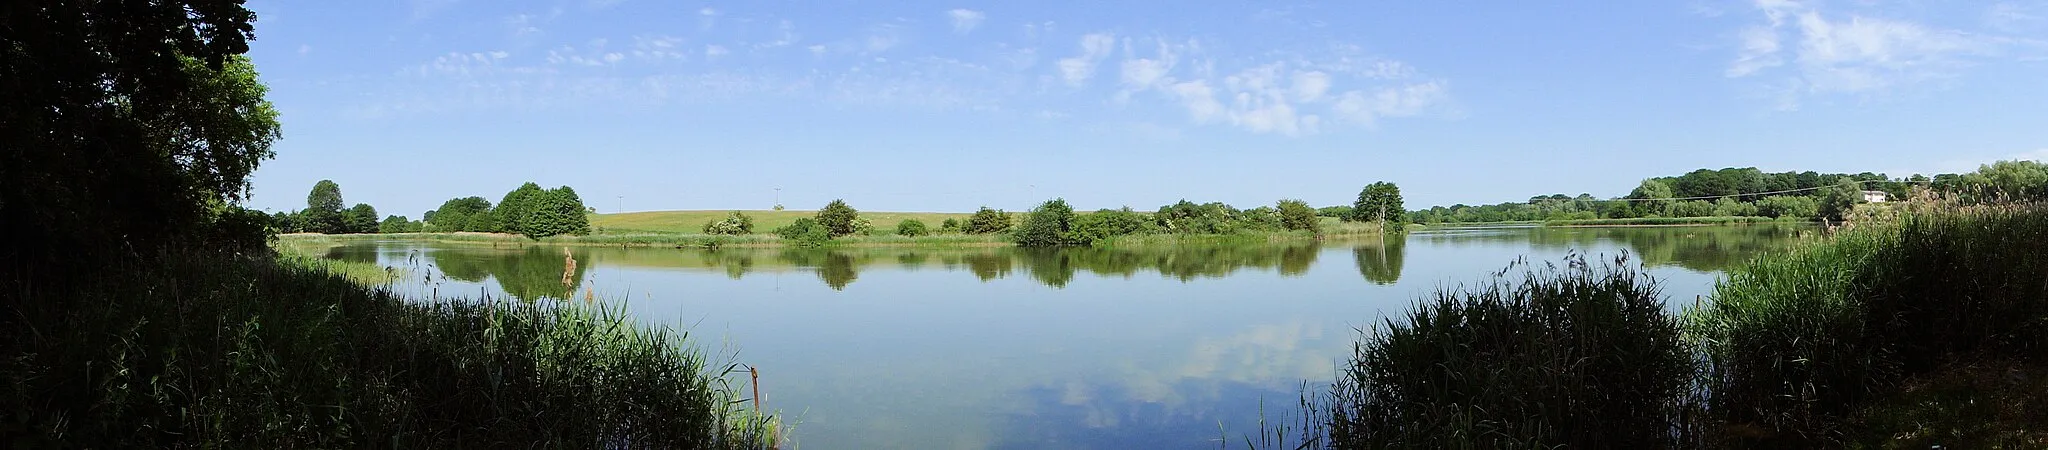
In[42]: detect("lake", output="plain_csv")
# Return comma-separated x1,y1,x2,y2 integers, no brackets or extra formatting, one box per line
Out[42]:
314,225,1812,449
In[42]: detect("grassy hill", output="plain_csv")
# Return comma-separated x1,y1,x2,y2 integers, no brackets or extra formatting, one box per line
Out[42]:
591,210,981,234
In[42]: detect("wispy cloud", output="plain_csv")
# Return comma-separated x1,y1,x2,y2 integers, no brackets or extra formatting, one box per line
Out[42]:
948,9,985,34
1725,0,2025,109
358,13,1453,136
1057,33,1117,86
1113,41,1449,135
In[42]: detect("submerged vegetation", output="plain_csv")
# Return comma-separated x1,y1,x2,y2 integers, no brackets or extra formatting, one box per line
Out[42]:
1303,201,2048,448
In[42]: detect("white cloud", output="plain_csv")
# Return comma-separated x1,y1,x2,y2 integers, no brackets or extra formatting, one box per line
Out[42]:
698,7,717,16
1728,0,2011,109
1987,2,2045,32
1331,81,1448,126
1169,80,1225,122
298,44,312,56
1118,40,1177,90
705,45,729,57
1057,33,1117,86
1290,71,1331,102
603,52,624,63
948,9,985,34
808,44,827,56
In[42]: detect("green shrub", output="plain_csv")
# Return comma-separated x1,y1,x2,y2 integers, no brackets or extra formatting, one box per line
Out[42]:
1324,254,1693,448
1669,200,1716,218
1069,207,1150,246
1756,195,1819,219
939,218,964,233
965,207,1012,234
1316,205,1354,218
702,211,755,235
895,219,929,237
1013,198,1077,247
1236,206,1284,232
774,217,831,247
1278,199,1321,232
851,217,876,236
1712,197,1758,217
815,199,860,237
1155,200,1238,234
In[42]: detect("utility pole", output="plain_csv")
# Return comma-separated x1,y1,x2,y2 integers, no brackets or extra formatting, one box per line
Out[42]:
774,188,781,208
617,196,623,214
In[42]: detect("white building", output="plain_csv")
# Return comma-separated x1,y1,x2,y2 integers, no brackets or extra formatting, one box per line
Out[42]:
1862,190,1889,203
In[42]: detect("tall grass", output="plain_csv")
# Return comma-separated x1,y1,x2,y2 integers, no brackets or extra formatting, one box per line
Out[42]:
1319,254,1695,449
0,245,780,447
1687,202,2048,445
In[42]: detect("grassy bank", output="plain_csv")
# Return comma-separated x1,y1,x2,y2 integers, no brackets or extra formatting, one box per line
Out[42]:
1543,216,1805,227
288,215,1391,249
0,245,781,447
1307,202,2048,448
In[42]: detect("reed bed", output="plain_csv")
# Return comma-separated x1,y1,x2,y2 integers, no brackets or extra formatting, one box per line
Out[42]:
1304,202,2048,448
1687,202,2048,445
1318,253,1695,449
0,245,780,448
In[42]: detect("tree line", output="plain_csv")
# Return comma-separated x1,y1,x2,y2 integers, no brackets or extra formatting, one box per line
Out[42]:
698,182,1405,248
1410,162,2048,224
270,180,592,239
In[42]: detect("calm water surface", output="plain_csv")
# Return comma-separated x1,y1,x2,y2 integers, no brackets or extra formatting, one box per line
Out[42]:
319,225,1810,449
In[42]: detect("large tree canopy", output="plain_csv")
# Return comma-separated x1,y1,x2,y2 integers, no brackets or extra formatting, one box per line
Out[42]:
1352,182,1407,225
2,0,265,265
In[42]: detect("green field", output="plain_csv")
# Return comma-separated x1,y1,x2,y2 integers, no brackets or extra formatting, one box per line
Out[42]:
592,210,984,234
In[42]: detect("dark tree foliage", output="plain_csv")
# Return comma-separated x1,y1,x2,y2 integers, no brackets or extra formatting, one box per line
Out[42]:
1,0,263,268
816,199,860,237
493,182,547,235
1352,182,1406,225
488,183,590,240
548,185,591,235
305,180,346,233
342,203,379,234
965,207,1013,234
425,196,493,232
1013,198,1077,247
378,215,421,234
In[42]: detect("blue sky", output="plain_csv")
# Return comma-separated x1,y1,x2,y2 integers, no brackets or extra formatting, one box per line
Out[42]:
242,0,2048,217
